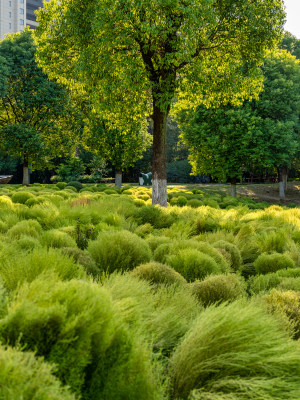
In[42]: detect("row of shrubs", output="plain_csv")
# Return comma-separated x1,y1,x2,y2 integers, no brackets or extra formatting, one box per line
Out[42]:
0,183,299,399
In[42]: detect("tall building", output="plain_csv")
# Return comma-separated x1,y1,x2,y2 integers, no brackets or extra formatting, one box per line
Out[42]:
0,0,43,39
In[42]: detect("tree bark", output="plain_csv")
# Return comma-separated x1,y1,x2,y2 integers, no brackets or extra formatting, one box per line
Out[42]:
278,167,285,201
282,166,288,192
115,170,122,188
152,102,168,207
22,158,29,186
230,177,237,198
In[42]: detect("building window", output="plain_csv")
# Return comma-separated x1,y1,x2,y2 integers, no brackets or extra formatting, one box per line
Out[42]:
9,1,12,6
20,8,24,14
9,12,12,18
20,0,24,3
9,23,12,29
20,19,24,25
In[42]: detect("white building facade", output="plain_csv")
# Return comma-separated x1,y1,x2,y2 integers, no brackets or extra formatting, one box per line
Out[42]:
0,0,43,39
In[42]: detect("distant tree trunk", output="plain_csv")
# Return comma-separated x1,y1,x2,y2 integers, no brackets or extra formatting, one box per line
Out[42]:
152,101,168,207
230,177,237,197
278,167,286,201
115,170,122,187
22,158,29,186
282,166,288,192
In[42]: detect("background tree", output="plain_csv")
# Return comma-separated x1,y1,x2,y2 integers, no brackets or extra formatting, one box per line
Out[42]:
0,30,81,185
178,50,300,199
35,0,285,205
84,116,151,187
279,31,300,59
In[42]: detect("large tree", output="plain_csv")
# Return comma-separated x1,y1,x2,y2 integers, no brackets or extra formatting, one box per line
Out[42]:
0,30,81,185
35,0,285,205
178,50,300,199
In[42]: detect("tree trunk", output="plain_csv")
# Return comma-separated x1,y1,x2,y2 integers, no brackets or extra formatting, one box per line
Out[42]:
282,166,288,192
278,167,285,201
230,177,237,197
22,158,29,186
115,170,122,188
152,102,168,207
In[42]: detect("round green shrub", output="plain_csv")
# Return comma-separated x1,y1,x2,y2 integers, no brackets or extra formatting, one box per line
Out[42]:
61,247,100,277
131,262,187,286
134,205,176,229
189,274,246,306
167,248,220,282
41,230,77,249
88,230,151,273
11,191,35,204
153,242,172,263
0,344,76,400
0,195,13,207
15,235,42,251
104,189,118,195
254,252,296,275
56,182,67,189
0,278,159,400
187,199,203,208
66,181,83,192
133,199,146,207
7,219,42,239
177,196,188,207
0,248,85,292
135,223,153,238
169,301,300,400
213,240,242,271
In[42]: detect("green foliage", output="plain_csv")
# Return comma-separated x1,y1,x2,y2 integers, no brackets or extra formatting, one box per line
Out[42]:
190,274,246,307
0,344,76,400
88,230,151,273
61,247,99,277
131,262,186,286
169,301,300,400
0,277,160,400
0,30,81,183
11,191,35,204
41,230,77,249
7,219,42,239
167,248,220,282
66,181,84,192
212,240,242,271
0,248,85,292
56,182,67,189
134,206,176,229
254,252,296,274
56,157,86,182
262,289,300,340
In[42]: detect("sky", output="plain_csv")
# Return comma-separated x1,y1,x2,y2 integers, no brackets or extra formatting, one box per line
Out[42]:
284,0,300,38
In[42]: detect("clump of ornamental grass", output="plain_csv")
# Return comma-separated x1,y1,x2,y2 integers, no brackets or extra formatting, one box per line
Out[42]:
167,248,220,282
212,240,242,271
103,273,201,357
40,229,77,248
146,235,172,252
14,235,42,251
0,195,14,207
24,203,60,229
6,219,42,239
0,248,85,292
0,344,76,400
0,277,161,400
135,223,154,238
254,252,296,275
261,289,300,340
189,274,246,307
256,229,291,253
169,300,300,400
11,191,35,204
61,247,100,277
134,205,176,228
131,262,187,286
88,230,151,273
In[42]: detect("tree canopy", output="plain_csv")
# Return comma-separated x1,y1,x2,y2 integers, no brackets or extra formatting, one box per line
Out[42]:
35,0,285,204
0,30,81,185
178,49,300,197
